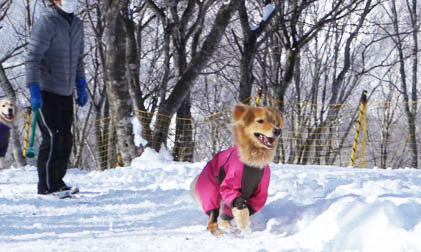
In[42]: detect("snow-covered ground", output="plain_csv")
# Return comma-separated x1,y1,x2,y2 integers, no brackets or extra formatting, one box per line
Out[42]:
2,148,421,252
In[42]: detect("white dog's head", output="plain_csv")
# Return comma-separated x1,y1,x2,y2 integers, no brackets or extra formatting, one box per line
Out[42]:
0,98,17,125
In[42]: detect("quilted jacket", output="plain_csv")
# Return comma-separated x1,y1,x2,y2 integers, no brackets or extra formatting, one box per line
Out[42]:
25,5,85,96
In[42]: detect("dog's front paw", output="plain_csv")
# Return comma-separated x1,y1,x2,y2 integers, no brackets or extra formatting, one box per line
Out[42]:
219,219,234,230
232,207,250,230
207,222,224,235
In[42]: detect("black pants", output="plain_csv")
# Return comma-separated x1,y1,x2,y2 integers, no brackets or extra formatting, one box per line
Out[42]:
37,91,73,194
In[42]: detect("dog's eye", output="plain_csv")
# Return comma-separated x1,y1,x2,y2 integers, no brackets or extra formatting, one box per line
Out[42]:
257,119,264,123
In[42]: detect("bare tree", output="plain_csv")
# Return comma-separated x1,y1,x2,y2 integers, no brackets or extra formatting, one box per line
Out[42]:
389,0,418,168
146,0,213,161
148,0,242,153
82,0,111,169
0,0,11,27
236,1,278,102
103,0,137,166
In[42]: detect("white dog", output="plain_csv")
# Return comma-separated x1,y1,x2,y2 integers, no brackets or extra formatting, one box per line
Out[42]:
0,98,17,169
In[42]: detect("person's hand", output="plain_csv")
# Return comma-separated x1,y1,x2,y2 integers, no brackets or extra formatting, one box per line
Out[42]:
75,77,88,107
29,83,43,111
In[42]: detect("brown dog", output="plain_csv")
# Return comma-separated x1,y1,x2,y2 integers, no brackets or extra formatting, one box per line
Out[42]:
0,97,17,169
191,104,283,234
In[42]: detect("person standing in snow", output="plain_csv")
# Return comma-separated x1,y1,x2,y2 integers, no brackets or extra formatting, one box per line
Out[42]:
25,0,88,195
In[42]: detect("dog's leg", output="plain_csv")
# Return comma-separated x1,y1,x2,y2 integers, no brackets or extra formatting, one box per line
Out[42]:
219,203,234,230
206,209,223,235
191,176,224,235
219,219,234,230
232,207,250,230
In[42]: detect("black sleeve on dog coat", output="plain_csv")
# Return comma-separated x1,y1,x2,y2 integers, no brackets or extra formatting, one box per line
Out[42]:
206,209,219,222
232,196,247,209
232,196,257,215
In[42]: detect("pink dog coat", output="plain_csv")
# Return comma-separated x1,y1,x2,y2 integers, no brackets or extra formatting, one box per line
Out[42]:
195,145,271,218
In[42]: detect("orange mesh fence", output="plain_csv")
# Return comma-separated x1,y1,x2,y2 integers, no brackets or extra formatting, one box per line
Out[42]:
84,94,421,170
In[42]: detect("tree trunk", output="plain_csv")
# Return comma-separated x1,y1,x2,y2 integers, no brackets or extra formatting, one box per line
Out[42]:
103,0,137,166
391,0,417,168
409,0,418,168
122,6,145,113
172,15,193,162
380,97,396,169
237,1,277,103
173,95,194,162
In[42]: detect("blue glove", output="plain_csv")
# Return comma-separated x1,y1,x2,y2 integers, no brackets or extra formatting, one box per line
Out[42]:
29,83,43,111
75,77,88,107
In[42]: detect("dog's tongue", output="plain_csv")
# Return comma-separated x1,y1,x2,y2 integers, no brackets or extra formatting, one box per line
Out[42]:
3,113,13,120
259,134,274,148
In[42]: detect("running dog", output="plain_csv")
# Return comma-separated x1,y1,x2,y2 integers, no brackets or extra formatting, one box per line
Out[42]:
0,98,17,169
191,103,283,235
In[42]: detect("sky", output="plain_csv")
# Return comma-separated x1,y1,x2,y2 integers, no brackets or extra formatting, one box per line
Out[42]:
1,147,421,252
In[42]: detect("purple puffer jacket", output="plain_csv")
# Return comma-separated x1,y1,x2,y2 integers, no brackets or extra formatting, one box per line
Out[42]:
0,122,11,157
195,146,271,216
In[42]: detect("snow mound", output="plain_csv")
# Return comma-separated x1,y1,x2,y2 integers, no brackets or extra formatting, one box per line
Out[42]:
2,151,421,251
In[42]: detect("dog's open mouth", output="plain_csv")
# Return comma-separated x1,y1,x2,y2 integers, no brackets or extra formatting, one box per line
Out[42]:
254,133,275,149
2,113,14,121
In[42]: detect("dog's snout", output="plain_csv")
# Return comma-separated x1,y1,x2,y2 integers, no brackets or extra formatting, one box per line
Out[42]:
273,128,281,136
8,108,13,114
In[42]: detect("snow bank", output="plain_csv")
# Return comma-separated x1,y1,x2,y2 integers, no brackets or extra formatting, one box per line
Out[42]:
2,149,421,251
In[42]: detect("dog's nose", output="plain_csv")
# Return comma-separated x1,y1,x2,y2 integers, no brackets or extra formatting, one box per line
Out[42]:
273,128,281,136
8,108,13,114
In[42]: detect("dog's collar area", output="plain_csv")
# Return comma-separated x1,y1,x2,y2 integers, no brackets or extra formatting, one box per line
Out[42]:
0,121,11,129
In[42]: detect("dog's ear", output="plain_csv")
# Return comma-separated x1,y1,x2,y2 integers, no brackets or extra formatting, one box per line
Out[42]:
277,111,284,129
268,107,284,128
243,110,255,126
233,104,248,123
